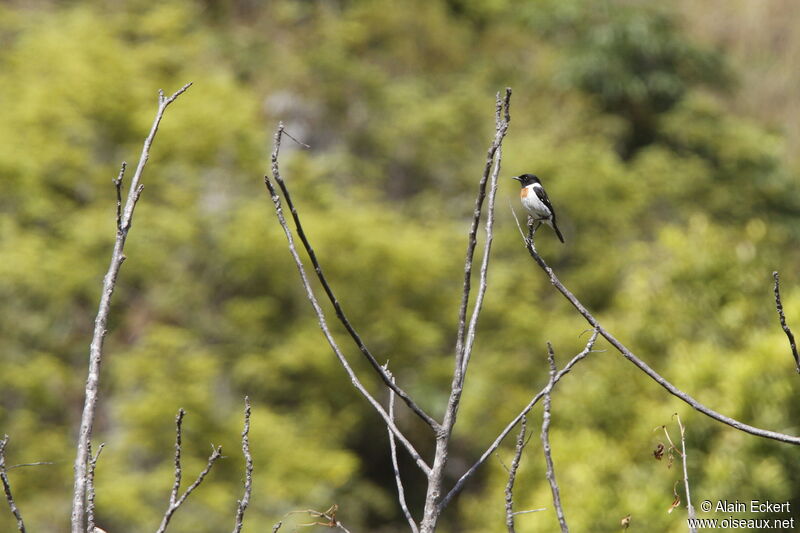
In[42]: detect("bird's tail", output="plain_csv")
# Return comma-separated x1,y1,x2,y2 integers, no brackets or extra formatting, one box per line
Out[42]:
553,221,565,243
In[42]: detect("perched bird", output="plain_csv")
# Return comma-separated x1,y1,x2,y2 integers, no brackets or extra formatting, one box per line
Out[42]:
512,174,565,243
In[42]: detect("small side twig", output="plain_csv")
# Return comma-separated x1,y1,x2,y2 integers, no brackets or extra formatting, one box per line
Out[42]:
504,416,527,533
1,435,26,533
113,163,126,231
442,329,600,508
155,410,223,533
385,367,419,533
773,272,800,373
86,442,104,533
661,415,696,531
288,505,352,533
6,462,54,471
232,397,253,533
542,344,568,533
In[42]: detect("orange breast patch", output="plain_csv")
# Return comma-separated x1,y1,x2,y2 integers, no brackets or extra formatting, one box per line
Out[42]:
520,187,528,198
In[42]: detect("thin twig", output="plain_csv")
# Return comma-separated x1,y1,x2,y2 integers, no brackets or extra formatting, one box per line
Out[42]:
71,82,192,533
386,367,419,533
512,508,546,516
113,163,126,232
504,416,527,533
773,272,800,373
442,330,599,508
169,409,186,509
1,436,26,533
7,462,54,471
86,443,104,533
232,397,253,533
288,506,352,533
155,411,223,533
674,415,697,532
265,128,430,476
542,344,568,533
269,123,438,431
522,237,800,445
271,521,283,532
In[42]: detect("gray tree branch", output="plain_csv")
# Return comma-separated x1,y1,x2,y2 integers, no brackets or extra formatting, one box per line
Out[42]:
269,128,439,431
772,271,800,373
86,442,104,533
1,435,26,533
442,330,600,508
386,367,419,533
70,82,192,533
523,235,800,445
504,416,527,533
264,127,431,475
420,88,512,533
542,344,568,533
231,397,253,533
155,410,223,533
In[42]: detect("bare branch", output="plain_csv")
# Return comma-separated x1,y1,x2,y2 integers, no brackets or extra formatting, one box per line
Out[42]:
453,88,512,381
113,163,126,232
169,409,186,509
156,411,223,533
672,415,697,531
442,330,599,508
71,82,192,533
268,125,438,431
504,416,527,533
460,135,503,379
420,88,512,533
231,397,253,533
1,436,26,533
522,237,800,445
86,443,104,533
773,272,800,373
512,508,546,516
265,128,430,476
6,462,54,471
386,367,419,533
541,344,568,533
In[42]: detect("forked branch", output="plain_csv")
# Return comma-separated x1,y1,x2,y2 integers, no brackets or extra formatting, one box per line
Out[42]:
265,128,430,475
71,82,192,533
522,235,800,445
155,410,223,533
269,124,439,431
443,330,599,508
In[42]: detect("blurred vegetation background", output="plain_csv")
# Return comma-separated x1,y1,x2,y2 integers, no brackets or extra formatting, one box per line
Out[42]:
1,0,799,531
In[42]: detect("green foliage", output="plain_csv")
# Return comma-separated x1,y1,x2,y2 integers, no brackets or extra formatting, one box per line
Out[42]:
1,1,799,532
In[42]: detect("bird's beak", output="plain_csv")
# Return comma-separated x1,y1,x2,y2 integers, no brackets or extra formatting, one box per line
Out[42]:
511,176,521,182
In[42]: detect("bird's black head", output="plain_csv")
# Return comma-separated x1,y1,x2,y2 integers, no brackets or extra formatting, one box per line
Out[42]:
512,174,540,187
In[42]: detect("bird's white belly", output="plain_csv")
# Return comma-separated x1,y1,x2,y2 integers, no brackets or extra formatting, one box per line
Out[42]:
522,192,551,219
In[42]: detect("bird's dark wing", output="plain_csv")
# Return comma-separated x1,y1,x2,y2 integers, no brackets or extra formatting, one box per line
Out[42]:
535,185,565,243
534,186,555,214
